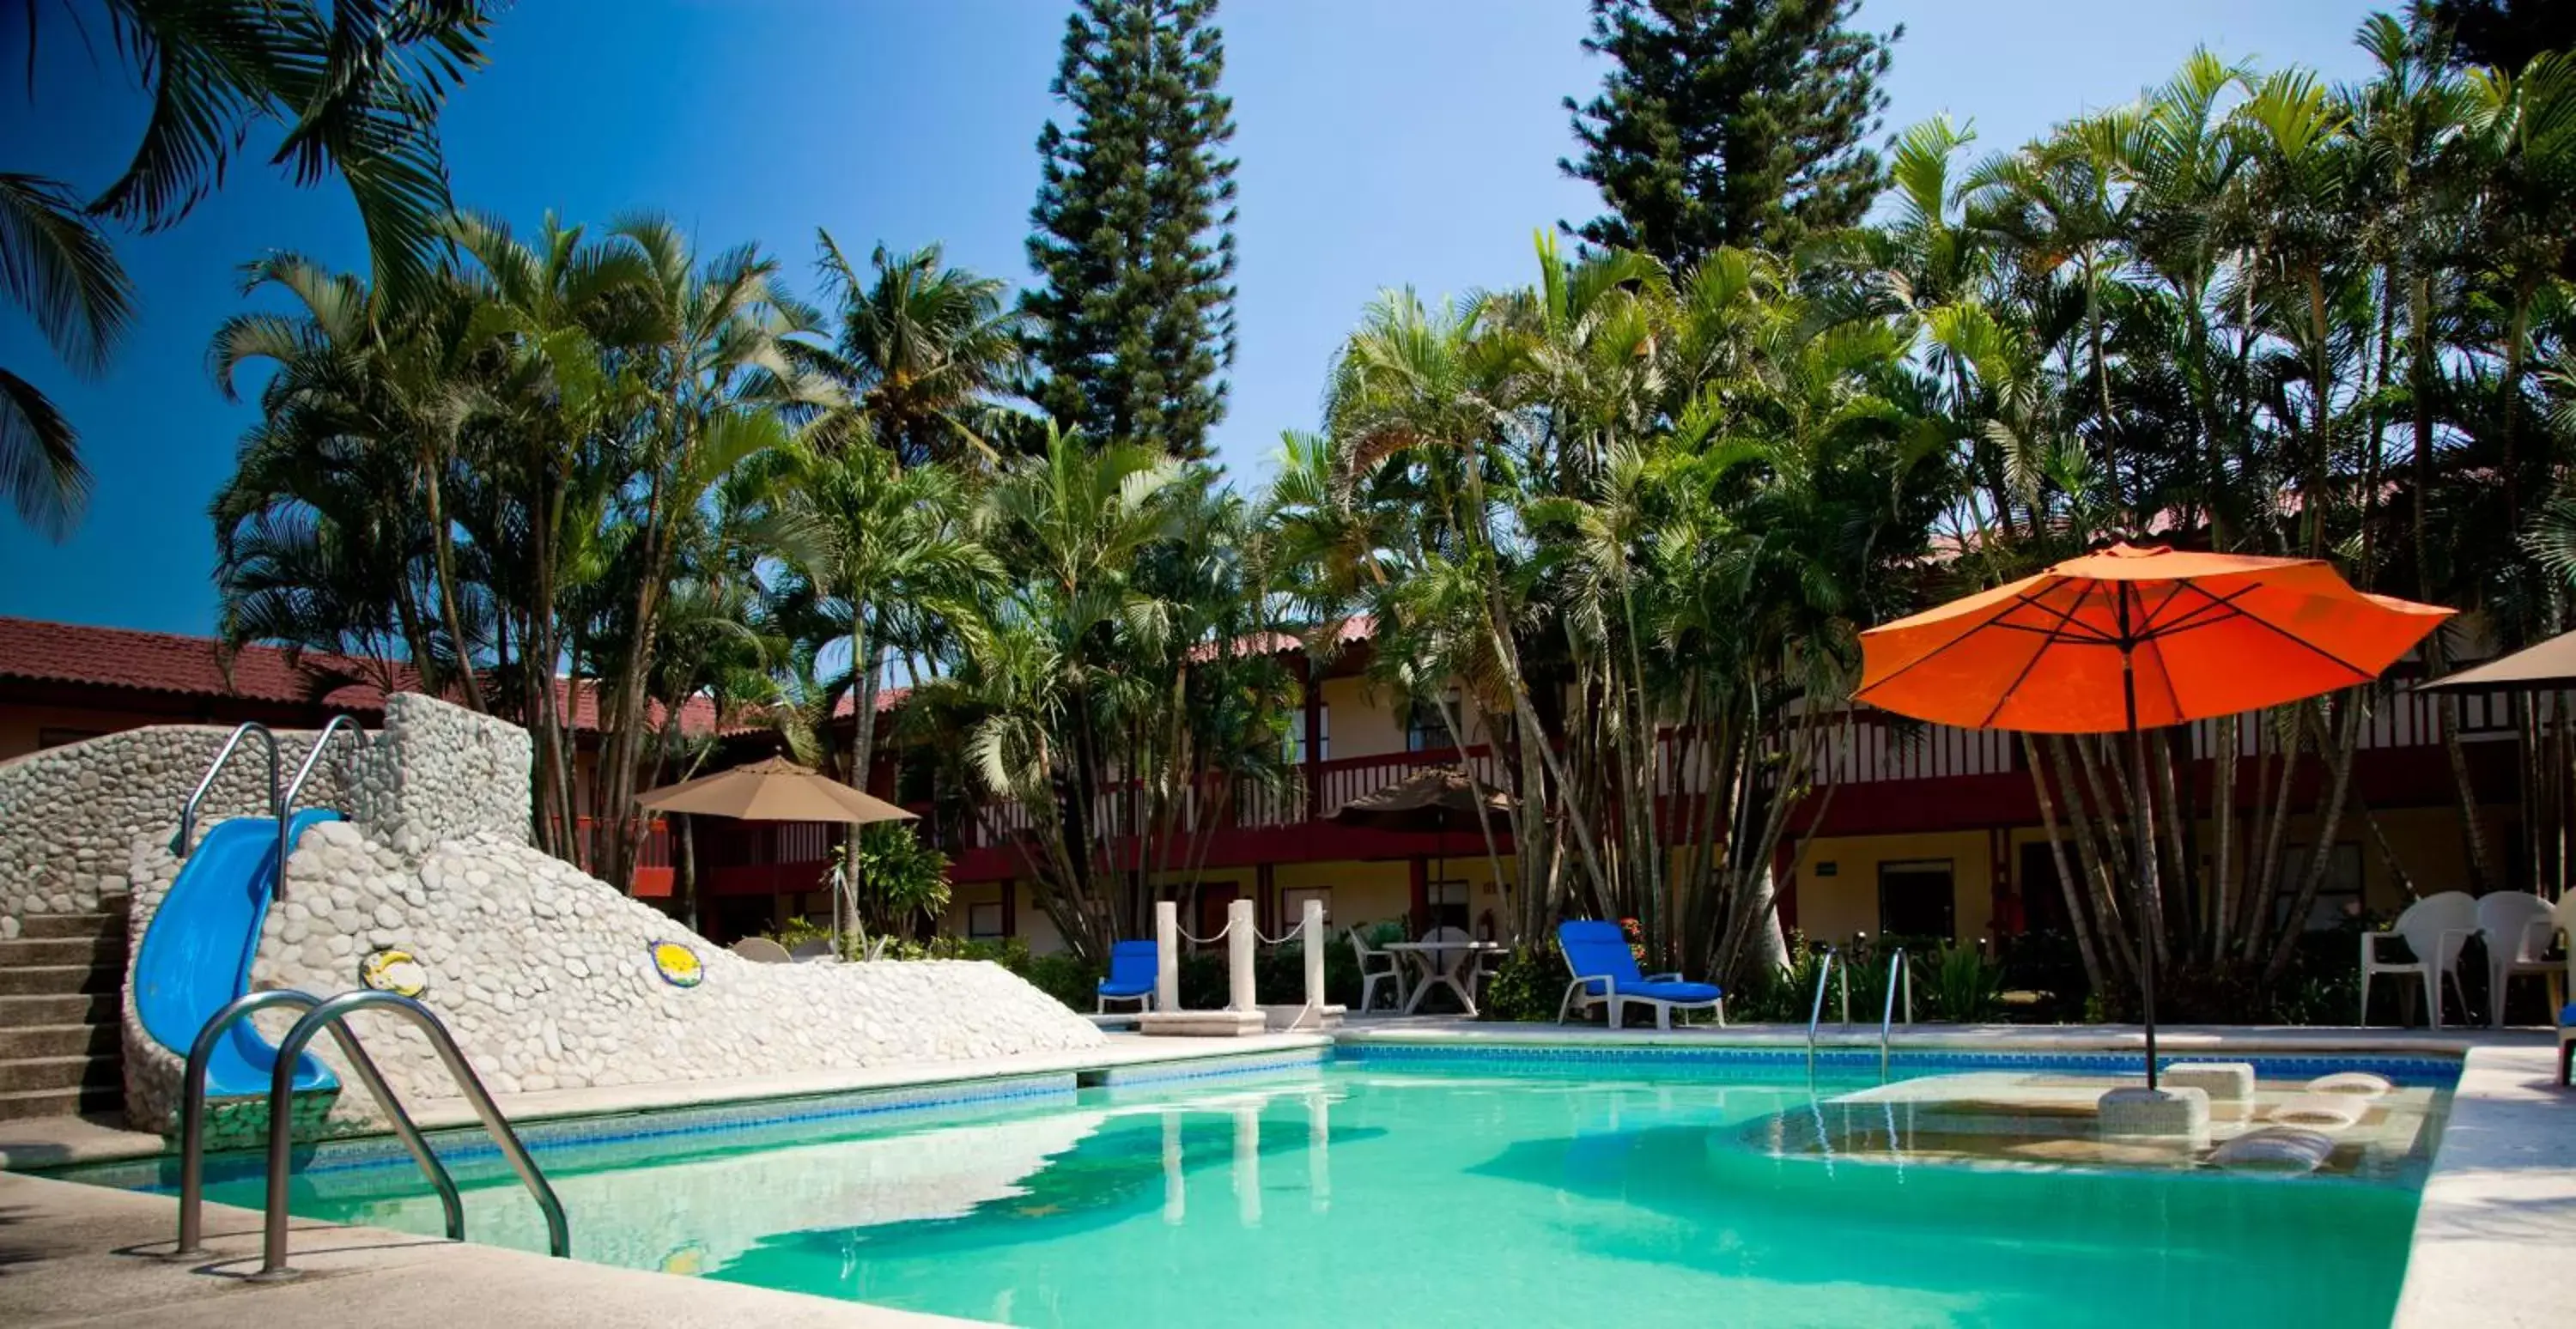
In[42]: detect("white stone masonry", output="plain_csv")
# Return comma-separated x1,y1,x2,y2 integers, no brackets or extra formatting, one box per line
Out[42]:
104,693,1102,1138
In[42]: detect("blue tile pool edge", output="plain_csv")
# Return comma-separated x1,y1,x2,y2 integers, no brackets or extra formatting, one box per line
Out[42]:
44,1047,1343,1192
1334,1040,2463,1086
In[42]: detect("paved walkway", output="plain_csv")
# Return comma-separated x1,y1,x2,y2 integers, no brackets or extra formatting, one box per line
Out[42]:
0,1169,976,1327
2395,1045,2576,1329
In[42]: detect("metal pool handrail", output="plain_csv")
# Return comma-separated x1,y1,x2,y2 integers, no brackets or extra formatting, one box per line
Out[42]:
171,989,462,1259
1805,946,1849,1077
1879,949,1913,1083
253,992,569,1281
281,715,364,816
174,722,282,864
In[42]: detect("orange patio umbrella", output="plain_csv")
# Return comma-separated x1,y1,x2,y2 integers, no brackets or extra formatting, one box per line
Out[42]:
1857,543,2452,1089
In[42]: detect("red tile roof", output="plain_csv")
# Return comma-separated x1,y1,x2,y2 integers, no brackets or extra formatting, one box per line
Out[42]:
0,616,720,736
0,616,392,711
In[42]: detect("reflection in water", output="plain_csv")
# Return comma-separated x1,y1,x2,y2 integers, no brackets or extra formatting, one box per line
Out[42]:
1232,1103,1261,1227
1160,1108,1184,1226
1306,1089,1330,1214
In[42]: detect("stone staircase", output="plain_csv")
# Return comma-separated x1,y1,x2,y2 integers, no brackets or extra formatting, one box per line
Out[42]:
0,897,128,1122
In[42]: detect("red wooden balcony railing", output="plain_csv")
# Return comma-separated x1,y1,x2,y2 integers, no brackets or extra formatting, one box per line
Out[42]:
574,816,674,898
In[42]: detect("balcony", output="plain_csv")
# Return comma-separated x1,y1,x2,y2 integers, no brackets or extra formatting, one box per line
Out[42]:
572,816,675,898
616,684,2535,898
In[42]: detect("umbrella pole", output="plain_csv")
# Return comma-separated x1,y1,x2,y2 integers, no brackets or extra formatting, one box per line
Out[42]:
2119,602,2160,1093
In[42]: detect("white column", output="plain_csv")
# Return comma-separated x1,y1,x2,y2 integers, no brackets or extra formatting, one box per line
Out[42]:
1233,1102,1262,1228
1155,901,1180,1012
1302,899,1326,1011
1226,897,1257,1013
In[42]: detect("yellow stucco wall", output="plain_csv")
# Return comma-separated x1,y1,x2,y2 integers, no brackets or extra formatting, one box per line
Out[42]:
0,702,169,762
1790,830,1997,945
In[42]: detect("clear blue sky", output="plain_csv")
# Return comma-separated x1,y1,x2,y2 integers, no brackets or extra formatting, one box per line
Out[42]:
0,0,2387,634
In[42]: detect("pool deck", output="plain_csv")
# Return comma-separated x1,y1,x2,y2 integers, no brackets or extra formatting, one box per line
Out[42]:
0,1168,983,1327
0,1021,2566,1328
2393,1043,2573,1329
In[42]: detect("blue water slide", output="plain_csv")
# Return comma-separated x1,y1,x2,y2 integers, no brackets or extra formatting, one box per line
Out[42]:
133,810,343,1097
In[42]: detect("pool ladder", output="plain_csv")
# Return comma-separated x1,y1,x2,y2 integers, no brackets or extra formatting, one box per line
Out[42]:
1804,947,1914,1082
172,990,569,1278
1804,946,1849,1078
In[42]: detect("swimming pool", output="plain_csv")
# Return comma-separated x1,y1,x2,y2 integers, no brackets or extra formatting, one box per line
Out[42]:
59,1047,2455,1328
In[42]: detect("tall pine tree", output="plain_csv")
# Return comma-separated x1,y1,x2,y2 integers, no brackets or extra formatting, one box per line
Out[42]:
1562,0,1899,267
1024,0,1239,460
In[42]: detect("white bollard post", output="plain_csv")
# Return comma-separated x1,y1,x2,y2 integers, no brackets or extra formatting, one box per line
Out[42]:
1302,900,1326,1013
1155,901,1180,1012
1233,1102,1262,1227
1227,898,1257,1013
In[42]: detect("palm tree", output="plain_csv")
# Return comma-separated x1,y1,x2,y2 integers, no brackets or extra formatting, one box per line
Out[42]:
800,234,1030,467
763,439,999,790
933,425,1286,960
577,215,830,888
206,253,488,704
0,175,127,536
5,0,499,537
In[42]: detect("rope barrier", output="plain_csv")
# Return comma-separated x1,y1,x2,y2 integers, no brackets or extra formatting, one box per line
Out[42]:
1174,920,1233,945
1177,917,1325,949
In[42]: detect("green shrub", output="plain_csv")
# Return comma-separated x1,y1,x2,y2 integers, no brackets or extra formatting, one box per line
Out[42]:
1020,950,1102,1010
1478,944,1569,1022
1253,935,1367,1007
1928,942,2003,1023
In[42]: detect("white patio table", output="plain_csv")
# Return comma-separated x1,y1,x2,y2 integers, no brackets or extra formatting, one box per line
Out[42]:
1383,938,1505,1016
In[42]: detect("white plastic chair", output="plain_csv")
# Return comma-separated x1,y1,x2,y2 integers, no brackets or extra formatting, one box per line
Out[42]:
2477,891,2557,1028
1350,927,1409,1012
788,938,837,963
2360,891,2477,1029
2554,892,2576,1017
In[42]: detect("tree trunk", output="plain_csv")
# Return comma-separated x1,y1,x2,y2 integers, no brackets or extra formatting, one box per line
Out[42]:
2023,733,2105,994
848,618,884,792
420,448,486,713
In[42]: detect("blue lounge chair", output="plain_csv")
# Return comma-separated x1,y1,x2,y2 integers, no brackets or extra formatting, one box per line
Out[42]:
1098,939,1157,1013
1555,919,1724,1029
2559,1001,2573,1087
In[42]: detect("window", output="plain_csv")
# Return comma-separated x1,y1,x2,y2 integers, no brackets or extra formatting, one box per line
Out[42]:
2275,843,2363,932
967,901,1005,939
1425,878,1470,932
1280,886,1331,929
1285,702,1331,765
1406,691,1461,752
1877,859,1956,942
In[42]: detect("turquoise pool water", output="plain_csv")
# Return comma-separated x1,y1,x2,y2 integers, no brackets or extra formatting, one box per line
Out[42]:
86,1055,2439,1328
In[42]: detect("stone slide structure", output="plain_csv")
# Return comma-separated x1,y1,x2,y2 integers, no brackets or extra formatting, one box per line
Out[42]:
5,693,1102,1138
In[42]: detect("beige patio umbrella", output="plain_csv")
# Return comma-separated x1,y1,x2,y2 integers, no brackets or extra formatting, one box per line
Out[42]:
636,756,915,950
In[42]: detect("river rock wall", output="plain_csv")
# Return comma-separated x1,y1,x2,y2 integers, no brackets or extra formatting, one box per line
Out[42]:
0,725,354,938
111,693,1103,1139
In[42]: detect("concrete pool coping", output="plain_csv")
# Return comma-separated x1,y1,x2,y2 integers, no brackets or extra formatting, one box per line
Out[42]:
1,1022,2565,1327
0,1029,1336,1170
0,1168,987,1328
